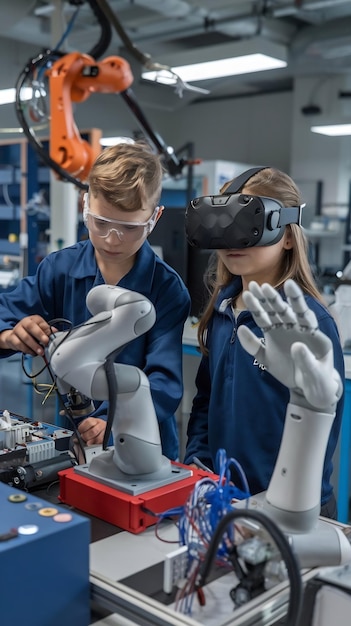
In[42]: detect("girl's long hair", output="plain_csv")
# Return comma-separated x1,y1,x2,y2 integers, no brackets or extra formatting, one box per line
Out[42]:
198,167,323,354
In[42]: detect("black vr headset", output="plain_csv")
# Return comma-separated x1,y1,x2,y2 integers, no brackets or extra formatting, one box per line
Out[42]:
185,166,303,249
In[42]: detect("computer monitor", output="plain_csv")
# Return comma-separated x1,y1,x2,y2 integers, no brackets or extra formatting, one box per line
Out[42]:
148,207,188,283
148,207,214,318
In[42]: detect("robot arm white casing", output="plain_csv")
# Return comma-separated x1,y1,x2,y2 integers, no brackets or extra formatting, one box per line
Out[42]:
264,403,334,531
45,285,168,475
46,285,155,397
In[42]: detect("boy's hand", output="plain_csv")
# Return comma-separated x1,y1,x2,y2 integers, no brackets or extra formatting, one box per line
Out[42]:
78,417,107,446
0,315,54,356
237,279,342,414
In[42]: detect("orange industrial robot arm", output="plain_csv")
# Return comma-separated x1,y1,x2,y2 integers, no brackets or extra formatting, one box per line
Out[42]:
46,51,134,181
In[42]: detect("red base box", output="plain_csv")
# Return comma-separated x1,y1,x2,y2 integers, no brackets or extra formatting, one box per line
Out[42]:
58,462,210,533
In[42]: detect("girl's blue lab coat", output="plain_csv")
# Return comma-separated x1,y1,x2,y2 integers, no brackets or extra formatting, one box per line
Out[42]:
0,239,191,460
184,278,344,506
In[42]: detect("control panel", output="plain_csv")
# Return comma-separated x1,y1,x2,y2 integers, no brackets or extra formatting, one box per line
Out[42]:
0,481,90,626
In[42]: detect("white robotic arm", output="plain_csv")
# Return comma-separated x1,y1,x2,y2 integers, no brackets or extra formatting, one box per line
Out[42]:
237,279,351,567
46,284,155,399
45,285,171,477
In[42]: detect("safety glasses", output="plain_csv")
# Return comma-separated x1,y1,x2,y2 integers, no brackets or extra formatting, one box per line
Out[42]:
83,193,159,242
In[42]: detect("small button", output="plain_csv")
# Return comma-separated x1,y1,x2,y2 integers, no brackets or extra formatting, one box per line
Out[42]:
38,507,59,517
8,493,27,503
18,524,39,535
25,502,43,511
53,513,73,523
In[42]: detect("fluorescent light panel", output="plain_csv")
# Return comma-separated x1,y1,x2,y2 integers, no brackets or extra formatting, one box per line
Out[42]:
142,38,287,84
0,87,35,105
143,54,286,83
311,124,351,136
100,136,135,146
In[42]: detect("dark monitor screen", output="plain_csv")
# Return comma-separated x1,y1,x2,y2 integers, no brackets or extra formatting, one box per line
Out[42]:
148,207,188,283
148,207,214,318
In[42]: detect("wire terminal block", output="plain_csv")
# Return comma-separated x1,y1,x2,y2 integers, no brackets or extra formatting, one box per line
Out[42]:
163,545,189,594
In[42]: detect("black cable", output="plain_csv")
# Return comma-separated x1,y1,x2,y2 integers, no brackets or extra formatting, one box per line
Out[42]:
14,50,89,191
197,508,302,626
93,0,185,176
95,0,151,66
13,0,113,189
102,354,118,450
86,0,112,60
21,353,48,379
120,89,185,177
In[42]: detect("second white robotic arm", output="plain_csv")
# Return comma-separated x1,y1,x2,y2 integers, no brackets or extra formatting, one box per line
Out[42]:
237,280,351,567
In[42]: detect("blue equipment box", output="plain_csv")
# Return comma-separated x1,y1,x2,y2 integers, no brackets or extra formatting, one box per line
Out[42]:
0,482,90,626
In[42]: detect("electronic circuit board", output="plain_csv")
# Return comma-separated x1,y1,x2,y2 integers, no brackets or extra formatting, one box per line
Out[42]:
0,409,75,489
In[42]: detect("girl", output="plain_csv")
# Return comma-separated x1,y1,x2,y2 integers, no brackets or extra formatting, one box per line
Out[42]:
184,166,344,518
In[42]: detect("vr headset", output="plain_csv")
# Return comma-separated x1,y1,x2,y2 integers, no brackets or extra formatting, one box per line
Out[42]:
185,166,303,249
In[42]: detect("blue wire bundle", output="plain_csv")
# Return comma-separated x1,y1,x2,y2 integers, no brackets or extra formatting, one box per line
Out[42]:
158,449,251,614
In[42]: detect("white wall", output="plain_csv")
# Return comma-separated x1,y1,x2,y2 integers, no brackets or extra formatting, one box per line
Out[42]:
72,89,293,173
153,91,293,171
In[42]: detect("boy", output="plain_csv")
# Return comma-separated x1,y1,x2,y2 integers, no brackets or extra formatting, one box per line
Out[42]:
0,141,191,460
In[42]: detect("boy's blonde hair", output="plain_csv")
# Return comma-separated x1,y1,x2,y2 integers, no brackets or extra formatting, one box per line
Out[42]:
198,167,324,354
88,141,164,213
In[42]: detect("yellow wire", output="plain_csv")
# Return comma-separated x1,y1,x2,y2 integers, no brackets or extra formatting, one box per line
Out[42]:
31,378,57,405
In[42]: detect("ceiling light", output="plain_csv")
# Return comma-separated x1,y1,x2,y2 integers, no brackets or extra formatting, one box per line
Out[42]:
100,136,135,147
143,55,286,83
274,0,350,15
0,87,32,106
142,38,287,84
303,0,351,9
311,124,351,136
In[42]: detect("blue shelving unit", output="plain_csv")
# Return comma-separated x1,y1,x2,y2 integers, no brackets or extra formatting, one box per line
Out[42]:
0,131,100,278
0,154,22,262
0,140,54,277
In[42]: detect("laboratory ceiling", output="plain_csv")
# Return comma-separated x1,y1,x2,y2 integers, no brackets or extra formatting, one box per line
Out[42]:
3,0,351,111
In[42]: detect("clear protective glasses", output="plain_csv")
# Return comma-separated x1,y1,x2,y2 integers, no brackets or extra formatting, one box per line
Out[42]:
83,193,159,242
